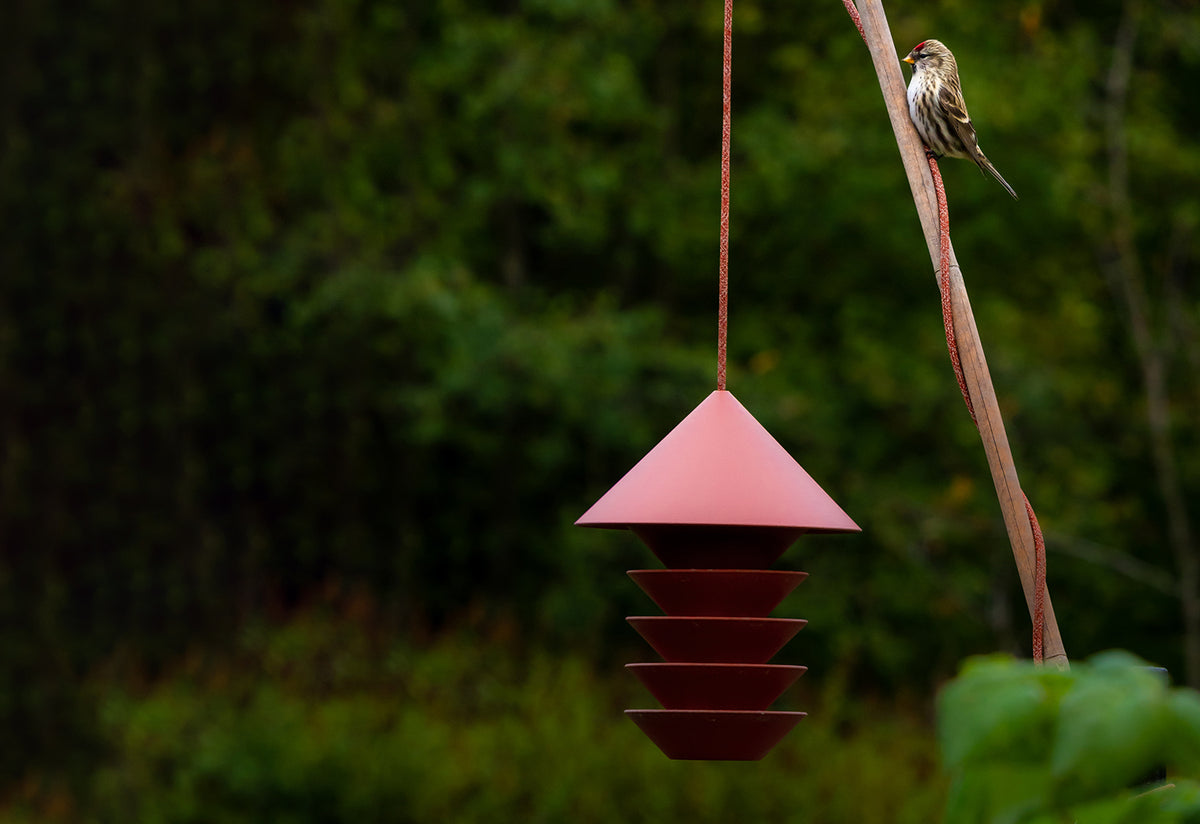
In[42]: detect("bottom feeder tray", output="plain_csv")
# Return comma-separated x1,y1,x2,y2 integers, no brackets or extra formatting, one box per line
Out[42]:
625,709,805,761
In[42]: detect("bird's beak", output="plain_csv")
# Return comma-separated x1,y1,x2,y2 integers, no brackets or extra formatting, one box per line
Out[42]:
902,52,915,64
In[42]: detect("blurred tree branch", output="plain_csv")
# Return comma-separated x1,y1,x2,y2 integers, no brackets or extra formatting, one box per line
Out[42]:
1102,0,1200,686
1048,534,1177,598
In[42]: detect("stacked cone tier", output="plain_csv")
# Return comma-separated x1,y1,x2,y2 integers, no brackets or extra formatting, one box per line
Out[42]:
623,531,810,760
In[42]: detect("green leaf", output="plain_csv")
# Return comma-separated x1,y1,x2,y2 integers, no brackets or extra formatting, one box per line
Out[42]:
938,655,1061,768
1050,657,1170,807
1157,779,1200,819
1166,690,1200,771
943,763,1050,824
1067,791,1180,824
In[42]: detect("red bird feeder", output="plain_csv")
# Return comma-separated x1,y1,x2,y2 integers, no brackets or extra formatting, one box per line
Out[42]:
577,390,859,760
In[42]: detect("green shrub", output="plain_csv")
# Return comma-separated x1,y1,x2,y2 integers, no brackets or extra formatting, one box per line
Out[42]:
62,611,943,823
939,651,1200,823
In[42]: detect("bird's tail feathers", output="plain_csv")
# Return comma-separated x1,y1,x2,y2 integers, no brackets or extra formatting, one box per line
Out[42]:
978,156,1018,200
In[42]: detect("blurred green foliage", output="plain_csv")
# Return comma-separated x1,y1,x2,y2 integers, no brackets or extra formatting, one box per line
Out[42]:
938,651,1200,823
1,0,1198,811
5,602,945,823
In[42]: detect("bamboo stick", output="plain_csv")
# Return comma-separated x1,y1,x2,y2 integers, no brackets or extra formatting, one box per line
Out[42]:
856,0,1068,668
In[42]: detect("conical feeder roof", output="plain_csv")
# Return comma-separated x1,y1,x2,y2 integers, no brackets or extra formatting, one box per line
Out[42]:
577,390,859,535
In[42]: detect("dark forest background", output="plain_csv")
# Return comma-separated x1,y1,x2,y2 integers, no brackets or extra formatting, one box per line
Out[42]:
1,0,1197,819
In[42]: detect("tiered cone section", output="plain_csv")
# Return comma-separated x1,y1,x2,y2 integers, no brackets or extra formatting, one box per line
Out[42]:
577,391,859,761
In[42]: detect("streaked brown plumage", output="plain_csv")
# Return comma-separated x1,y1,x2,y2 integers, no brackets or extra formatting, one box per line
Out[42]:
903,39,1017,200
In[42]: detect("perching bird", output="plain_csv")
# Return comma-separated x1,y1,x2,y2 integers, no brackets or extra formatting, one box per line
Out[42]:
903,39,1018,200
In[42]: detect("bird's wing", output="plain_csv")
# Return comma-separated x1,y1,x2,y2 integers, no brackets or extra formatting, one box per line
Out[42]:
937,83,982,158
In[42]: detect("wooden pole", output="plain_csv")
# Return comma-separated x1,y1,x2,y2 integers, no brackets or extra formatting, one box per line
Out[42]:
856,0,1068,668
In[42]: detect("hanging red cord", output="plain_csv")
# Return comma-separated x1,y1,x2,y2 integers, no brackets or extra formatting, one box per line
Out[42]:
840,0,1046,664
717,0,733,391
